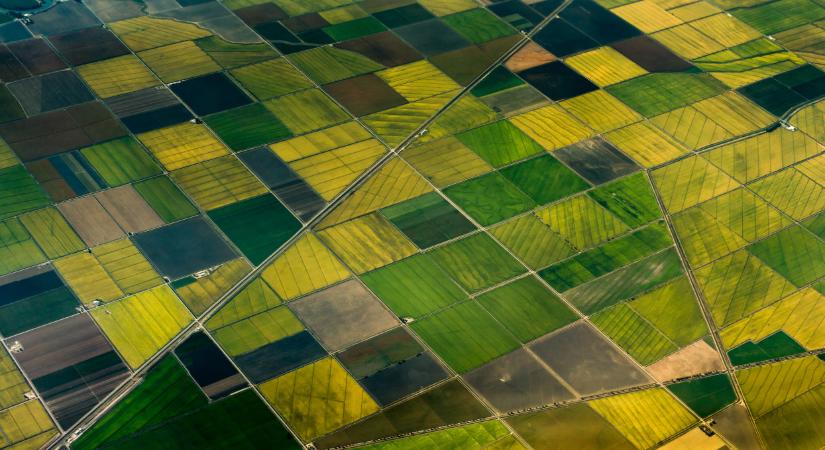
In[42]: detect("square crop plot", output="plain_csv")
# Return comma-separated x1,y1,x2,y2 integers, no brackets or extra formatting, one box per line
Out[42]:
394,19,470,57
337,327,423,379
8,70,94,116
289,279,399,352
4,313,129,428
499,153,590,205
207,194,301,265
0,45,29,82
204,103,292,151
324,73,407,117
464,348,574,412
558,0,641,45
554,137,640,185
7,38,66,75
48,27,129,66
170,72,252,116
529,322,651,395
133,216,238,280
361,352,448,406
105,87,192,134
444,173,536,226
533,19,598,57
381,192,476,249
518,61,598,101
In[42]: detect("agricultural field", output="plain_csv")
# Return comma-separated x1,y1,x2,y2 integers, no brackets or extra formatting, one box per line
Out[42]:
0,0,821,449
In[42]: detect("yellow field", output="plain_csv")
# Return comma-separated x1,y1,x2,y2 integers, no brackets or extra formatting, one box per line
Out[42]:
264,88,350,135
206,277,283,331
92,238,163,295
260,233,351,301
0,401,56,449
91,285,193,369
289,138,385,201
425,95,498,141
269,121,372,162
212,306,303,356
170,156,268,211
672,207,748,267
789,100,825,143
418,0,476,15
403,137,493,188
319,4,366,23
54,252,123,304
0,349,28,409
317,214,417,273
319,158,433,226
669,1,721,20
798,154,825,182
138,122,230,171
691,14,762,47
109,16,211,51
559,90,642,133
0,139,15,169
751,168,825,220
737,356,825,417
697,188,790,243
258,357,379,441
652,25,725,59
694,250,796,326
230,58,313,100
651,105,733,150
565,47,647,87
703,129,821,183
77,55,159,98
138,40,220,83
612,1,683,32
19,207,85,259
173,258,252,315
377,60,460,101
364,90,456,147
652,156,738,213
658,427,728,450
693,92,775,136
722,288,825,351
605,122,689,167
509,105,594,151
589,388,696,449
491,214,575,269
536,195,629,249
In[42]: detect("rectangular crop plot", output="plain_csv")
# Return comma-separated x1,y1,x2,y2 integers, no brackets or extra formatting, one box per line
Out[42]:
289,279,398,352
7,70,94,116
464,348,574,413
0,102,127,162
411,300,520,373
5,313,129,428
429,232,526,292
207,194,301,265
0,266,79,337
530,322,651,395
133,216,238,280
174,331,246,400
